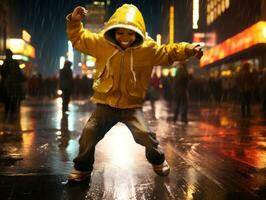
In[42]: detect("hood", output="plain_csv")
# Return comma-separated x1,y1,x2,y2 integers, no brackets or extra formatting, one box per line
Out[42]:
103,4,146,47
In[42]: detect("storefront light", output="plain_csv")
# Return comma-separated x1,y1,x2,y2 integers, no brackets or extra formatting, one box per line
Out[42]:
13,54,29,61
59,56,65,69
200,21,266,67
7,38,35,59
263,27,266,38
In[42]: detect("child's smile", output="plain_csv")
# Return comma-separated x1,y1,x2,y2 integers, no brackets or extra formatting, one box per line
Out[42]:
115,28,136,49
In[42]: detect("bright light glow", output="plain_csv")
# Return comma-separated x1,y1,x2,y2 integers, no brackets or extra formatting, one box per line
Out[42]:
22,30,31,42
68,41,74,65
193,0,199,29
226,0,230,9
99,123,137,168
162,68,170,76
7,39,24,53
156,34,161,45
78,62,82,67
221,70,232,76
86,56,96,67
263,27,266,38
13,54,29,61
59,56,65,69
87,73,93,79
86,60,95,67
169,6,174,44
7,38,35,59
19,63,26,69
0,60,3,65
57,90,62,95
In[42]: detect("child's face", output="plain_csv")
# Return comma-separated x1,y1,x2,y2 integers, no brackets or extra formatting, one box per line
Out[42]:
115,28,136,49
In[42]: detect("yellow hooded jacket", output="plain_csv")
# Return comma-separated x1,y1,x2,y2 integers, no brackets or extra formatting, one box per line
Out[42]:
67,4,195,109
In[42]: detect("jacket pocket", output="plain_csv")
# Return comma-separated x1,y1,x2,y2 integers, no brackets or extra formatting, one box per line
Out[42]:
93,66,113,93
126,72,148,99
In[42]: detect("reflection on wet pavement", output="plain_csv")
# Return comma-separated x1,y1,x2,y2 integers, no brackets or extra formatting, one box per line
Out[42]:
0,99,265,199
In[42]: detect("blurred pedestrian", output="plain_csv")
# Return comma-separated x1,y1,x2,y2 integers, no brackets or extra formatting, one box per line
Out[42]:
146,71,161,118
0,49,26,120
161,71,174,108
259,68,266,116
59,61,74,112
236,62,256,118
173,62,189,123
66,4,203,183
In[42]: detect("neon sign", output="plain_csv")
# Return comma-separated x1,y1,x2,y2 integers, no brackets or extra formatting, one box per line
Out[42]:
200,21,266,67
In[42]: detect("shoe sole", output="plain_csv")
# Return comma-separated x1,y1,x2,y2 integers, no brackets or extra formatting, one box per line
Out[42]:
67,174,91,183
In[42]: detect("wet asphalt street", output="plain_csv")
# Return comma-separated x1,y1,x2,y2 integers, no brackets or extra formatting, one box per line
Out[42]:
0,98,265,200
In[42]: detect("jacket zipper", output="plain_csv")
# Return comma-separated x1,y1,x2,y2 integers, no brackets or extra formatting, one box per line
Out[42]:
116,52,124,107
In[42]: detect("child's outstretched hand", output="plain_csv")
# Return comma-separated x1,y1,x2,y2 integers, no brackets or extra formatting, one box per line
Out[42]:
71,6,88,21
193,44,203,59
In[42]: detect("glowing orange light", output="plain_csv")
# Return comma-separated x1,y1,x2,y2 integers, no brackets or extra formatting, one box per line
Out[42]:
200,21,266,67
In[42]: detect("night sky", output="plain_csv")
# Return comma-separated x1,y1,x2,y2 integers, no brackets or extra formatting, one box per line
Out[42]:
13,0,185,76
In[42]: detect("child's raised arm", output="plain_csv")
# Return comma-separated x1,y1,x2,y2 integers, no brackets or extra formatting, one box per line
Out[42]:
71,6,88,21
66,6,99,58
190,44,203,59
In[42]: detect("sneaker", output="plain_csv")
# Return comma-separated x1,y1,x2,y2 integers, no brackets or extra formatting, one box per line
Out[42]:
67,169,92,183
153,160,170,176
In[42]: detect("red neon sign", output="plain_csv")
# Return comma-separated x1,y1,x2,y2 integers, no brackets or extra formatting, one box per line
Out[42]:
200,21,266,67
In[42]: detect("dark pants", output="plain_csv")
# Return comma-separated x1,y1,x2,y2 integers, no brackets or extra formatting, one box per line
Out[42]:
4,98,21,120
73,104,165,171
173,95,188,122
62,89,72,111
240,92,251,117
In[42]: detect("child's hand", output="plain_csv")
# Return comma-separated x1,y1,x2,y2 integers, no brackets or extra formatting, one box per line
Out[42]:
71,6,88,21
193,44,203,59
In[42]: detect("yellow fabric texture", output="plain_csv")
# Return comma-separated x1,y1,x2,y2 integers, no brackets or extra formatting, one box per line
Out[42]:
67,4,195,108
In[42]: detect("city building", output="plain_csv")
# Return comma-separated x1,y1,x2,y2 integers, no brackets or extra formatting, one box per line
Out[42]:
200,0,266,77
0,0,36,77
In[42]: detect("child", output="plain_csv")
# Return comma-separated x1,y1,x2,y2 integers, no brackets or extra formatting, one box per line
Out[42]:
66,4,203,183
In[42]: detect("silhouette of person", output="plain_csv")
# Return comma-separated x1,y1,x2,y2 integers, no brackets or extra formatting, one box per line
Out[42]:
236,62,255,118
146,71,160,118
173,62,190,123
59,61,74,112
0,49,26,120
259,68,266,116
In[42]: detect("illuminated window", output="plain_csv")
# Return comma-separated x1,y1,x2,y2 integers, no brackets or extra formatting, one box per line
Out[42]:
210,11,214,23
207,0,230,25
222,0,225,12
218,4,221,16
226,0,230,9
213,7,217,20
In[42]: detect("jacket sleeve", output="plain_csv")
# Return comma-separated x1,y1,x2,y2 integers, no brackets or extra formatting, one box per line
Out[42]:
145,39,196,66
66,14,99,58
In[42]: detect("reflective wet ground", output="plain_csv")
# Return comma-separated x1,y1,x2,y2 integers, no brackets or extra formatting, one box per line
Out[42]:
0,98,265,200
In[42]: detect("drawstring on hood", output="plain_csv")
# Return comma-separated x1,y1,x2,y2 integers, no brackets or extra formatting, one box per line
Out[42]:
130,49,136,84
105,49,136,85
105,49,119,78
